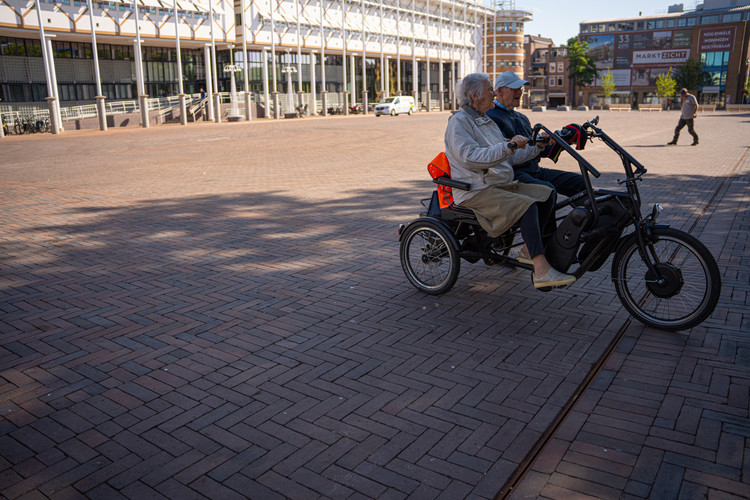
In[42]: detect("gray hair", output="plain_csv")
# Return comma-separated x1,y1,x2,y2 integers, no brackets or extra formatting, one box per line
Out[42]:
456,73,490,107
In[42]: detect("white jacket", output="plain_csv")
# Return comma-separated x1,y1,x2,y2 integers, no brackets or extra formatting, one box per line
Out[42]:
444,105,541,206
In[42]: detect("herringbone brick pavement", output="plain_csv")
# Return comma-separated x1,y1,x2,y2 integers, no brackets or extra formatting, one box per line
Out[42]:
1,110,748,499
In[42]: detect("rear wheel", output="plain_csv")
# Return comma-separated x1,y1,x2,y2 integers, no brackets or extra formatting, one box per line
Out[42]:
612,227,721,331
400,220,460,295
408,108,413,116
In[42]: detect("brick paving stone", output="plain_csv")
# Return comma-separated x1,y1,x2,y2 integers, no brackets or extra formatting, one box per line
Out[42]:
1,112,748,499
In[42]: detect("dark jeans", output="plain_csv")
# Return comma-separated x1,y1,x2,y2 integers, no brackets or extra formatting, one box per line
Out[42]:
519,192,555,259
516,168,585,245
515,168,586,198
673,118,699,143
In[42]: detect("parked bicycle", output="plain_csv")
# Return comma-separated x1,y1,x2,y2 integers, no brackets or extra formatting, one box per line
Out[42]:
398,116,721,331
10,113,50,134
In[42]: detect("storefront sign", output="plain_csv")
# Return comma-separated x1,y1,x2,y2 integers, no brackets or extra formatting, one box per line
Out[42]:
699,27,735,52
632,49,690,65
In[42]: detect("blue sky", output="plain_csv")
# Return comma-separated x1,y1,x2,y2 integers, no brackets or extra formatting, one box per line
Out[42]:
518,0,696,46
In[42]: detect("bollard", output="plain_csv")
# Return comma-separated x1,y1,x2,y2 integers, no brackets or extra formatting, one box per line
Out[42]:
179,94,187,126
213,93,222,123
139,94,150,128
96,95,108,131
244,91,252,121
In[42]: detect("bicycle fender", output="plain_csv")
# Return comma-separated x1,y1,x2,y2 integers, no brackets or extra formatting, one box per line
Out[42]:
614,223,671,254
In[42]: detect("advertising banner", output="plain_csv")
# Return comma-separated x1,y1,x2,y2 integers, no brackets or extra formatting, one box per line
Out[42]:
699,27,735,52
632,68,650,86
595,69,631,87
673,30,692,48
615,32,653,50
614,52,633,68
583,35,615,69
652,31,672,49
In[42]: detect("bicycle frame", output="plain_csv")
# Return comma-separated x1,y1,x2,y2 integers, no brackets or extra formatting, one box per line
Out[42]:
533,117,670,281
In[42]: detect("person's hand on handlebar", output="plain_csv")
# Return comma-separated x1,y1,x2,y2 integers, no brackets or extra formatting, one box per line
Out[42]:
534,131,550,147
508,135,528,149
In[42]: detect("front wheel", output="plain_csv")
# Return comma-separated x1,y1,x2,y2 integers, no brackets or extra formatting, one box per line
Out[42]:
612,227,721,331
400,220,460,295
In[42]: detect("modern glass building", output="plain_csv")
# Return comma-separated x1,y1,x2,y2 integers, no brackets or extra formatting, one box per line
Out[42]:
0,0,532,114
578,0,750,108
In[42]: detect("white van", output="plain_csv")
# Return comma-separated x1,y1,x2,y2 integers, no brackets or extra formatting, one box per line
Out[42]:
374,96,416,116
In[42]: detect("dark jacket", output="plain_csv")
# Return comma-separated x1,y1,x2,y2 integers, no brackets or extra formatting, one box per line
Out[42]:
486,103,540,174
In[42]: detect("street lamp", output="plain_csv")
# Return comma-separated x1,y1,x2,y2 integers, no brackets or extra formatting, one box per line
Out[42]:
281,63,297,115
224,60,243,121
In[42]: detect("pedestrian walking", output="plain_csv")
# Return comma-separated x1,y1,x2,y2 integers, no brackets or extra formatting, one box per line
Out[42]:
668,88,699,146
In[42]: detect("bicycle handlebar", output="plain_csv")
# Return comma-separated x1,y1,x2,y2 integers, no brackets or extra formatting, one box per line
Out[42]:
581,115,648,177
531,123,601,178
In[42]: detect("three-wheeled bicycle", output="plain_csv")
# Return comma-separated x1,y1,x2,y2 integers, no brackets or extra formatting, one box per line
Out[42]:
398,116,721,331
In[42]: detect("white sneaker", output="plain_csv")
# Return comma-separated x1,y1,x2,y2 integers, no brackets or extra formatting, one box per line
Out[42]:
533,267,576,288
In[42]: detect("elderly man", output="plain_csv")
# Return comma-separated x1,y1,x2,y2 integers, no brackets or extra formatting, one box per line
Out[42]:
486,71,585,198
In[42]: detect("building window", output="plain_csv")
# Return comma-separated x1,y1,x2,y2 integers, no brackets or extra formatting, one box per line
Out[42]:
701,15,719,25
723,13,741,22
557,77,563,86
549,77,555,87
549,62,556,72
557,62,564,73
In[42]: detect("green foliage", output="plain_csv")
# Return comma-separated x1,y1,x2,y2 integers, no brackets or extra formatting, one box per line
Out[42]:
601,69,616,98
673,58,711,91
655,68,677,101
565,37,599,88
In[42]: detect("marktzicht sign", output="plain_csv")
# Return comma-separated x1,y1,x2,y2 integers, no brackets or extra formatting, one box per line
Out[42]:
632,49,690,65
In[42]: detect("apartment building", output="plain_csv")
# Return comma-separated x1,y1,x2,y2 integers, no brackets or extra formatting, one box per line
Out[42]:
523,34,570,107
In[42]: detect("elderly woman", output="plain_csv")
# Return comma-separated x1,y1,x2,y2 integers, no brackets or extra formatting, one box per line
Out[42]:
445,72,575,288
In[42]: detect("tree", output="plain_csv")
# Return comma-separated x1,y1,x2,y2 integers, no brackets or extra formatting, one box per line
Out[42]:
601,68,616,105
673,58,711,93
565,36,598,107
655,68,677,109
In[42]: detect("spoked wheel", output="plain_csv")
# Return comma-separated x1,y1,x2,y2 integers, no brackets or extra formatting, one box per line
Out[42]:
400,220,460,295
612,227,721,331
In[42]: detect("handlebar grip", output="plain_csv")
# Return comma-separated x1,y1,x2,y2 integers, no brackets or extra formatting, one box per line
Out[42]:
507,142,517,150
